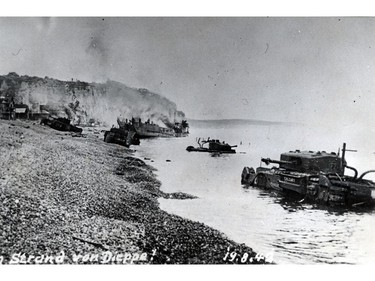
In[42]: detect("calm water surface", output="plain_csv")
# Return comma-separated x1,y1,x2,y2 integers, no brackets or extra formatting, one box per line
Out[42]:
134,121,375,264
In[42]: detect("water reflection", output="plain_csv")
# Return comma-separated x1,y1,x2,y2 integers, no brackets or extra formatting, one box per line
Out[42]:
242,183,375,263
136,124,375,264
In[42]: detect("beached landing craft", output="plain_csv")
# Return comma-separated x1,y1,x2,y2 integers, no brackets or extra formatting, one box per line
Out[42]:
186,138,237,154
241,143,375,208
118,117,189,139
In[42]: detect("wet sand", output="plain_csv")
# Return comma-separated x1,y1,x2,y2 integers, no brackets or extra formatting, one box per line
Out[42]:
0,119,267,264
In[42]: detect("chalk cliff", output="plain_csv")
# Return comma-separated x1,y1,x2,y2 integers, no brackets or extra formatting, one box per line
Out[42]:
0,72,185,126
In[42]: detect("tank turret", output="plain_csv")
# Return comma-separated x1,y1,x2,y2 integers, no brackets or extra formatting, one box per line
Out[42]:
241,143,375,208
262,149,344,175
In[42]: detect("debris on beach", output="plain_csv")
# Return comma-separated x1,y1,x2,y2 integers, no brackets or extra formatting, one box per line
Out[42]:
40,117,83,133
0,119,267,264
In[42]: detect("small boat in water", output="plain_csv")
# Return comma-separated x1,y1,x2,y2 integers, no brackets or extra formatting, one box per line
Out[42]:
186,138,237,154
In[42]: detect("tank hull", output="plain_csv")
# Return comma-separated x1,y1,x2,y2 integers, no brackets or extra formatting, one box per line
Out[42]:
241,167,375,208
186,140,237,154
186,146,236,153
41,117,83,133
104,128,140,148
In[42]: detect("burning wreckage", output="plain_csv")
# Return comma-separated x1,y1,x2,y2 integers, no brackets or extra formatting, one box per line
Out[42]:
241,143,375,208
1,93,188,149
128,117,189,139
102,117,189,148
0,95,84,134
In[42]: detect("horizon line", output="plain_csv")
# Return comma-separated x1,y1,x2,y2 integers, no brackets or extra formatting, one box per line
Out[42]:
187,117,301,125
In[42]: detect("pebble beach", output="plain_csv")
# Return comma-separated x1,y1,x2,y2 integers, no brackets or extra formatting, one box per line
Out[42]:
0,119,266,264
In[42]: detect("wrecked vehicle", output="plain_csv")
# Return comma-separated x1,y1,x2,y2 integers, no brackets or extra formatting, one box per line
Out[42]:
104,127,140,148
186,138,237,154
103,118,140,148
241,143,375,208
40,117,83,133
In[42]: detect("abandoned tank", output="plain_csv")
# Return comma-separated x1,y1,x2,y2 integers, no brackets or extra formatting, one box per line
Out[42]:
40,117,83,133
104,128,140,148
186,138,237,154
241,143,375,208
103,118,140,148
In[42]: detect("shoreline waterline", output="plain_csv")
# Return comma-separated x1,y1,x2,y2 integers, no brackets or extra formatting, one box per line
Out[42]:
134,123,375,265
0,119,267,264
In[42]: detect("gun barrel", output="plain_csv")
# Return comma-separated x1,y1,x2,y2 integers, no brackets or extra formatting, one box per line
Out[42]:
261,158,294,166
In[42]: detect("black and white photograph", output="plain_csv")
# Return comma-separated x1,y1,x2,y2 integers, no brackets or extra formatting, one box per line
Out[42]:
1,2,375,276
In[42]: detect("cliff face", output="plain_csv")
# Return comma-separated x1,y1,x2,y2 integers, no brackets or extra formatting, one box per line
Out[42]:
0,72,185,126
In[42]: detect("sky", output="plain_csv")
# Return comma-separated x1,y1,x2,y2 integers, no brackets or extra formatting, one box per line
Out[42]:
1,17,375,127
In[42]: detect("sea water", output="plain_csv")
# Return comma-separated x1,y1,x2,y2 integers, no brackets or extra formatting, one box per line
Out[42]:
134,120,375,264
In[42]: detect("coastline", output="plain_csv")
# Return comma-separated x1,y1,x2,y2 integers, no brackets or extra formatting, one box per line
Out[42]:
0,119,267,264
